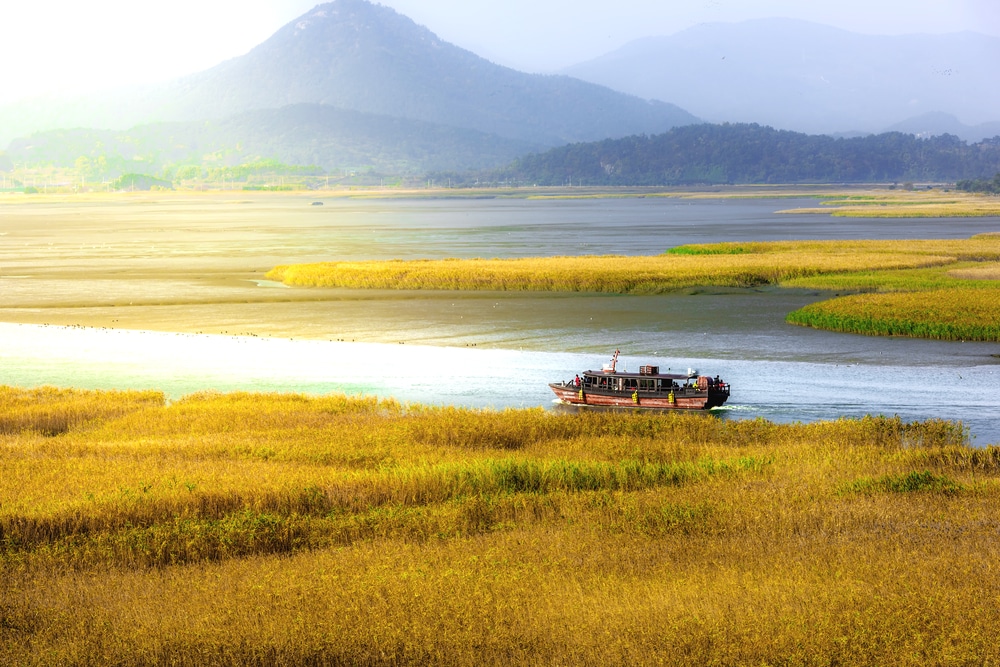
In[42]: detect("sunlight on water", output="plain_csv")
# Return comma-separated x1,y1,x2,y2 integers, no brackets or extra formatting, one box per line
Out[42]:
2,322,997,445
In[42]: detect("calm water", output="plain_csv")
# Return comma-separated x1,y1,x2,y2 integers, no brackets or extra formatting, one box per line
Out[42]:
2,194,999,443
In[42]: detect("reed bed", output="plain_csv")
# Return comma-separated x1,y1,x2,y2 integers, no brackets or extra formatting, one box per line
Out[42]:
0,386,164,436
667,238,1000,341
786,287,1000,340
666,236,1000,260
948,262,1000,280
266,251,954,293
266,236,1000,341
267,237,1000,295
2,387,998,665
779,191,1000,218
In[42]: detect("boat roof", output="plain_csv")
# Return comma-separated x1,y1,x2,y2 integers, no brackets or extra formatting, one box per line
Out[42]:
581,369,699,380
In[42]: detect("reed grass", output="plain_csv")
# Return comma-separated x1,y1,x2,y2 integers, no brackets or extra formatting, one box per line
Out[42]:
0,386,164,436
664,238,1000,341
666,236,1000,260
948,262,1000,280
265,236,1000,340
267,237,1000,294
786,287,1000,340
779,191,1000,217
2,387,997,665
266,251,955,293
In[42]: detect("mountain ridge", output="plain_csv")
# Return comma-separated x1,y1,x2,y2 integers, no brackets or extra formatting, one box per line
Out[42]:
885,112,1000,143
562,18,1000,139
0,0,698,151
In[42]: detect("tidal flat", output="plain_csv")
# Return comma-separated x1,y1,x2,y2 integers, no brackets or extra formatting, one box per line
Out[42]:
3,189,1000,342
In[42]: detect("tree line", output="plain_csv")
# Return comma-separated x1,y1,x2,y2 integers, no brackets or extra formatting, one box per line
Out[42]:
956,173,1000,194
498,124,1000,186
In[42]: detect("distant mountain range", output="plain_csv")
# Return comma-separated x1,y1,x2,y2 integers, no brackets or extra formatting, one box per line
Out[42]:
0,0,696,173
151,0,696,147
3,6,999,180
884,113,1000,144
562,18,1000,141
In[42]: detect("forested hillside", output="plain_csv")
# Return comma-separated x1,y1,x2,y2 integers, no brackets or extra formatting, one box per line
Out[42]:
6,104,540,178
502,124,1000,186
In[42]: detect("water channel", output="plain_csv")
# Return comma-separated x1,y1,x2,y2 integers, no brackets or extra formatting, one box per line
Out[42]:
1,193,998,443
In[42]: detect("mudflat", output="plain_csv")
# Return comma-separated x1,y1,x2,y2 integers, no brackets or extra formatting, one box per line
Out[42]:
4,190,1000,346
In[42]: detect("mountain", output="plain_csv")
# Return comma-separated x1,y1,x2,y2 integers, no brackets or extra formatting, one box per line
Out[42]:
0,0,698,152
501,124,1000,186
885,112,1000,143
562,19,1000,138
6,104,539,175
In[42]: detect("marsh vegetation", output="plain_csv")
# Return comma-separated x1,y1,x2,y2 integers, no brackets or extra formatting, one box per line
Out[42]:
3,387,999,665
3,191,1000,664
270,235,1000,342
779,190,1000,218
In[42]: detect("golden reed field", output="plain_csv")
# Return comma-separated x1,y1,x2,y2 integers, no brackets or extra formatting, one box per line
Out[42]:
3,189,1000,665
778,191,1000,218
3,387,1000,665
269,235,1000,342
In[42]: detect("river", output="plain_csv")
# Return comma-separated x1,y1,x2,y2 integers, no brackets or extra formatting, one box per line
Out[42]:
1,193,998,443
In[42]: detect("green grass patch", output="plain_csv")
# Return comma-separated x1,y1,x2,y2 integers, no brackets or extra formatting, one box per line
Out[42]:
842,469,965,495
786,287,1000,341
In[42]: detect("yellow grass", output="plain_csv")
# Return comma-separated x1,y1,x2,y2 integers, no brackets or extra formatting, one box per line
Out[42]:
266,252,957,293
265,236,1000,341
3,387,999,664
0,386,164,436
268,237,1000,294
948,262,1000,280
779,190,1000,217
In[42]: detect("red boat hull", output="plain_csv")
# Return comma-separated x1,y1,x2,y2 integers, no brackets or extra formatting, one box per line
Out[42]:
549,382,727,410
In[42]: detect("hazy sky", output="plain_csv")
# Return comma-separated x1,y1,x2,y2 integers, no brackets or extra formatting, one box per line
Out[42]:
2,0,997,105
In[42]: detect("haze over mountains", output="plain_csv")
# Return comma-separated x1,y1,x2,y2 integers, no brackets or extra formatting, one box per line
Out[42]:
563,18,1000,142
2,2,998,178
0,0,694,172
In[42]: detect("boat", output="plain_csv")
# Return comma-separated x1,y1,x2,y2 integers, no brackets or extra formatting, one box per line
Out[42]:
549,350,730,410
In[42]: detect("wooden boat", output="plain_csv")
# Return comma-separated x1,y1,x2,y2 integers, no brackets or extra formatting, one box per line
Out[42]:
549,350,730,410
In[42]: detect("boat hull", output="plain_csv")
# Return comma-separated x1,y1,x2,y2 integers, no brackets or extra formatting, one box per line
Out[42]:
549,383,728,410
